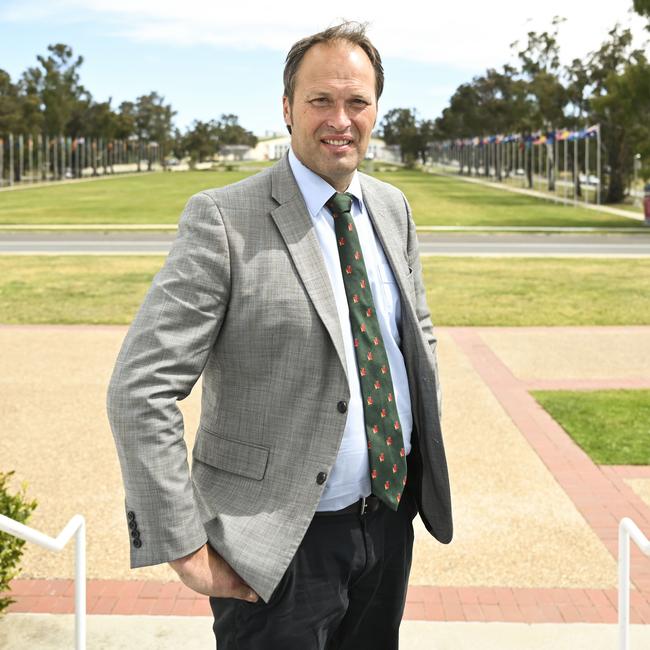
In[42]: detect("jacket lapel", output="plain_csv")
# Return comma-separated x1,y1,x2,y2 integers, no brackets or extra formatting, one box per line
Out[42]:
269,154,348,382
359,175,411,297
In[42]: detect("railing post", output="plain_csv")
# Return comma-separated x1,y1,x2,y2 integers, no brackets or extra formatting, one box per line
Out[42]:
618,517,650,650
0,514,86,650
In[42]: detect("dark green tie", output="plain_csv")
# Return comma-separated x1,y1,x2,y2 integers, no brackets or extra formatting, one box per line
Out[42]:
326,191,407,511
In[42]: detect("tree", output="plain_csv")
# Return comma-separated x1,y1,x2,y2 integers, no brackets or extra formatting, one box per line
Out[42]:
0,70,27,134
183,119,221,166
134,92,176,171
216,113,257,148
633,0,650,29
512,18,568,190
587,26,650,200
380,108,425,166
20,44,91,136
115,101,136,140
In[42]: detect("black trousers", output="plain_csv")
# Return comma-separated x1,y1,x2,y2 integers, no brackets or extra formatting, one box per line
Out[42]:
209,484,417,650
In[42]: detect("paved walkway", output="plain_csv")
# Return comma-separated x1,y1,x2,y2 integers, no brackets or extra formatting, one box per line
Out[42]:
0,325,649,643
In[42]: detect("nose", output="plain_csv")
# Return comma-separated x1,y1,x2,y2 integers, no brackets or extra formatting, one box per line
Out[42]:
327,101,352,132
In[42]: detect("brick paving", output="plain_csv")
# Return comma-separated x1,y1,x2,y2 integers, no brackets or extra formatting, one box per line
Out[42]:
4,580,650,624
3,326,649,623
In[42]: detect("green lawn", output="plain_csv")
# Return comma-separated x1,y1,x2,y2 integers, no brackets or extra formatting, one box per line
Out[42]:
422,257,650,326
0,171,258,225
1,256,648,325
0,166,642,228
531,390,650,465
373,170,640,228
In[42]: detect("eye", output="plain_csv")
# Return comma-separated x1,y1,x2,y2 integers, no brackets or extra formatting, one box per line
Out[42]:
352,98,370,106
310,97,329,106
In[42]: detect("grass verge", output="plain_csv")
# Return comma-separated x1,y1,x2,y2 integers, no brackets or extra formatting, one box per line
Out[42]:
531,389,650,465
1,256,649,325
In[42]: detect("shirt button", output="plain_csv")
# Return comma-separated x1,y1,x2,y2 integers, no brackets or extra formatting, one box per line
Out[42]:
316,471,328,485
337,400,348,413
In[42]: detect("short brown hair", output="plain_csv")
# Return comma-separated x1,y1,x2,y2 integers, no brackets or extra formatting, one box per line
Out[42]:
283,21,384,105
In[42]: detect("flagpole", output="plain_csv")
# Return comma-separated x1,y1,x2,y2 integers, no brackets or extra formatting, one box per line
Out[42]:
596,124,601,206
574,136,578,205
585,132,589,205
8,134,14,186
554,135,558,196
19,134,24,184
564,137,569,205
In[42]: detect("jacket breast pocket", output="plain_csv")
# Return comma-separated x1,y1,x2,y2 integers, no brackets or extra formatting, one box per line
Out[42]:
192,427,270,481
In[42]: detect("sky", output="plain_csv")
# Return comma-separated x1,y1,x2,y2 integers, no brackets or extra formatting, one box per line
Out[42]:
0,0,647,137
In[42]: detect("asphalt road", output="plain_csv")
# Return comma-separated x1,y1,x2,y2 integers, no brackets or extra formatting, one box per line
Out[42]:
0,231,649,257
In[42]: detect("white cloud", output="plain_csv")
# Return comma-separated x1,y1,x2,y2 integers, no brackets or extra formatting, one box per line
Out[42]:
2,0,647,70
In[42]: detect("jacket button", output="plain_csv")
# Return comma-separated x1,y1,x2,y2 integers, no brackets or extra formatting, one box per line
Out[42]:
130,528,140,539
316,471,328,485
127,511,135,522
337,400,348,413
133,538,142,548
128,520,138,530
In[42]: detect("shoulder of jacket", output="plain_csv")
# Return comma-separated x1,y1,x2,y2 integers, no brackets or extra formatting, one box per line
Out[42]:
195,166,274,208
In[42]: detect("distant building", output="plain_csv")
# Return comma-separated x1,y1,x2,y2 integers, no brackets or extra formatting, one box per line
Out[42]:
250,134,291,161
245,134,401,163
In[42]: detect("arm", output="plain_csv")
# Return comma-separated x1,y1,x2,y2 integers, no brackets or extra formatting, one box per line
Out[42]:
106,191,230,568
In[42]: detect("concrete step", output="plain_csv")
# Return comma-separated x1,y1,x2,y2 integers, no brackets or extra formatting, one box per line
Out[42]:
1,613,650,650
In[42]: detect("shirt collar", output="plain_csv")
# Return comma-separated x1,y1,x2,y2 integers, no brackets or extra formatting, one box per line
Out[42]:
288,146,364,217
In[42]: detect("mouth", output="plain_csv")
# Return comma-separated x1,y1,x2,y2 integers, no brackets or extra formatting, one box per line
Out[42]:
321,137,354,152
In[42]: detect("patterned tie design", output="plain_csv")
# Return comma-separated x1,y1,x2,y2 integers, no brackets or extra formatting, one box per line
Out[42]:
326,191,407,511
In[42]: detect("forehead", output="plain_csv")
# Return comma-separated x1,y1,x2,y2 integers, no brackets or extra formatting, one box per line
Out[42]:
294,41,376,94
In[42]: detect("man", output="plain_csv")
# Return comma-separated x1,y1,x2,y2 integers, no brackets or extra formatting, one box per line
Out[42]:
107,21,452,649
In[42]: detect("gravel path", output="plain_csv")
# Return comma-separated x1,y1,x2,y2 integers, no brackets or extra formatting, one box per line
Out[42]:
1,325,648,590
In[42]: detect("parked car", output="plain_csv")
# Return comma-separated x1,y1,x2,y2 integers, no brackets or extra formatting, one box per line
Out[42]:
578,173,600,186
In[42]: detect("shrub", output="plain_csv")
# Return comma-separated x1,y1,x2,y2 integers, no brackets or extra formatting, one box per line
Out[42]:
0,471,38,615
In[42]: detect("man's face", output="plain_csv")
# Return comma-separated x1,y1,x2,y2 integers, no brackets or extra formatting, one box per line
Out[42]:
283,41,378,192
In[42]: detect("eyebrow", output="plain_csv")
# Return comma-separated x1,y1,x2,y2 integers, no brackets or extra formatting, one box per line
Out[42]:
305,91,372,101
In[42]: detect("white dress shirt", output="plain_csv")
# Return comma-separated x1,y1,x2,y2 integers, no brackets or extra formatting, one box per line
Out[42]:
287,148,413,511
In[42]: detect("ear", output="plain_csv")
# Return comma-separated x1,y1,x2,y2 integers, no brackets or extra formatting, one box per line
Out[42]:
282,95,292,130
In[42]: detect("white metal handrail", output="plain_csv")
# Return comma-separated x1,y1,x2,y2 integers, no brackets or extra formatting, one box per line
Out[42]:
0,513,86,650
619,517,650,650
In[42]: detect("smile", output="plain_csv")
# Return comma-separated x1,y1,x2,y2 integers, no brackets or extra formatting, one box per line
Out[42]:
321,139,353,146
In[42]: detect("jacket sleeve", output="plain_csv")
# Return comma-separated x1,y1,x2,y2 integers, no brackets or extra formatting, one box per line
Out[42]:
106,191,230,568
402,191,442,419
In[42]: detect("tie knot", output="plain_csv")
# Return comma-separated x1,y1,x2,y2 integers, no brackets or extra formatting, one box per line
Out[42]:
326,192,354,217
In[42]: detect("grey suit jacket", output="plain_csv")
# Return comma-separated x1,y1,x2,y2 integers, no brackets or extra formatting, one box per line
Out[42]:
106,152,452,603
